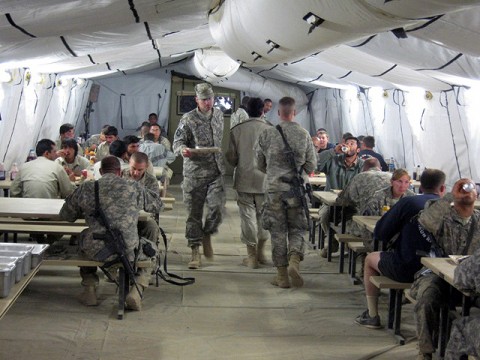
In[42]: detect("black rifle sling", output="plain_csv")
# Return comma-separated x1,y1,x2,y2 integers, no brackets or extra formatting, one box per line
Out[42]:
154,227,195,286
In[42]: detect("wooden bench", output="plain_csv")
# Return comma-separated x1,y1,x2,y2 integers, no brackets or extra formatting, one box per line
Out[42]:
161,197,175,211
335,233,364,274
43,257,153,319
347,242,367,285
370,275,413,345
0,223,87,243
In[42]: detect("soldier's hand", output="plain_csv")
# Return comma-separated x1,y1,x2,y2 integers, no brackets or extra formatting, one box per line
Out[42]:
182,148,192,158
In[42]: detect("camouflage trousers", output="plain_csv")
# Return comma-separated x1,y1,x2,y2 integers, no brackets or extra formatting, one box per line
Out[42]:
237,192,269,247
410,272,450,354
138,217,160,245
80,264,153,288
182,175,225,247
262,192,308,267
444,315,480,360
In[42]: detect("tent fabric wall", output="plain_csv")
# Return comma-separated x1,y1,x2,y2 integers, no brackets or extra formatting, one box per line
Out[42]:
310,86,479,188
87,69,171,137
0,69,91,170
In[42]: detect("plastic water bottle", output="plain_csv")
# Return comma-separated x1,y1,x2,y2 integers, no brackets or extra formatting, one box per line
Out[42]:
26,149,37,162
9,162,19,180
0,163,5,180
388,157,395,173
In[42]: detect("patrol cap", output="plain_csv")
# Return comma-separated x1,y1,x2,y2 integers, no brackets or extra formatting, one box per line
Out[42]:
195,83,214,99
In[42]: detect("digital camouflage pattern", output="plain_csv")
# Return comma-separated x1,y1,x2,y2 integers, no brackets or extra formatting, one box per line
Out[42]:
337,169,392,237
122,168,161,198
60,173,162,261
363,186,415,216
173,107,225,178
444,247,480,359
255,121,316,192
172,106,226,246
410,193,480,354
230,107,249,129
255,121,316,266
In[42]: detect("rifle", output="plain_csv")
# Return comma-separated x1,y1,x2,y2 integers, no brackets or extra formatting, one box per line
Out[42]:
92,181,143,298
276,125,312,231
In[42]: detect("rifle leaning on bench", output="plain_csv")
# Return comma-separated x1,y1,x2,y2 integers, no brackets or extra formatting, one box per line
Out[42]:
92,180,143,298
275,125,313,232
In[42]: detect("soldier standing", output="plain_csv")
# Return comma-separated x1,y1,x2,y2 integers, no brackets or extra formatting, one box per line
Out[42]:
173,83,226,269
226,97,272,268
254,96,317,288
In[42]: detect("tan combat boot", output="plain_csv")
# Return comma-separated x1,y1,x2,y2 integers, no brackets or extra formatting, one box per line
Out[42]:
257,238,268,265
271,266,290,288
125,285,144,311
242,244,258,269
288,254,304,288
188,245,201,269
79,285,98,306
202,234,214,259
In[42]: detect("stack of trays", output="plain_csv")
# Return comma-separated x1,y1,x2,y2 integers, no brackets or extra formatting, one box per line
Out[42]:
0,243,49,298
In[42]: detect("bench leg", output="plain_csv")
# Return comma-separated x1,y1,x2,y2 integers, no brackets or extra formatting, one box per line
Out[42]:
117,267,127,320
349,252,361,285
327,227,333,262
393,289,405,345
339,242,345,274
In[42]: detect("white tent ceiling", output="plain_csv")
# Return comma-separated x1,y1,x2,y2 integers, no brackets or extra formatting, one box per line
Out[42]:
2,0,480,91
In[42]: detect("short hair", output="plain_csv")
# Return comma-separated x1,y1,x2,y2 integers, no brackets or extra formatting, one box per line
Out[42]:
109,140,127,158
278,97,295,115
247,97,264,118
103,126,118,136
36,139,55,156
123,135,140,145
59,123,74,135
391,168,410,181
148,113,158,119
342,132,354,140
150,123,161,131
100,124,111,134
317,128,326,133
144,133,155,141
131,151,148,164
240,96,251,109
141,121,150,127
61,138,78,157
344,136,360,148
420,168,446,192
317,130,329,138
264,98,273,104
100,156,120,174
363,136,375,148
362,157,380,171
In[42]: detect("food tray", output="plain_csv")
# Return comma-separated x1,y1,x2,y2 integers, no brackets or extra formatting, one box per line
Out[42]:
0,257,21,283
0,264,16,298
0,250,31,276
30,244,49,268
190,147,221,154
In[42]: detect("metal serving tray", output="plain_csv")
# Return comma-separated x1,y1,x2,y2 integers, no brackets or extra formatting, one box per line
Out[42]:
0,264,16,298
0,250,31,276
30,244,49,268
0,256,22,283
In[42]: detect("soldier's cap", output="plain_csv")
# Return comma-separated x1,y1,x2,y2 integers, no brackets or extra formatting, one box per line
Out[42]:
195,83,214,100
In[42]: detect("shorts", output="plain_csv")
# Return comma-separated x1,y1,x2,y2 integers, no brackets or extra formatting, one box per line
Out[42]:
378,252,414,283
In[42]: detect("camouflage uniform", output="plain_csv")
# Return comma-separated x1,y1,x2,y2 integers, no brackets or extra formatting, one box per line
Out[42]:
254,121,317,267
230,107,249,129
336,169,391,240
409,193,480,355
122,168,163,244
226,118,272,247
60,173,163,287
363,186,416,216
173,107,226,247
444,247,480,359
316,149,364,249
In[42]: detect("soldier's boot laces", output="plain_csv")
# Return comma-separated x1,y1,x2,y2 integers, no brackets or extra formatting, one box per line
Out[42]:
271,266,290,288
125,285,144,311
257,238,268,265
288,254,304,288
202,234,214,259
79,285,98,306
188,245,201,269
242,244,258,269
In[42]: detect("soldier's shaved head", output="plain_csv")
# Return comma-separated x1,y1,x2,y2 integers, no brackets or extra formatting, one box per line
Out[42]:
100,155,121,175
